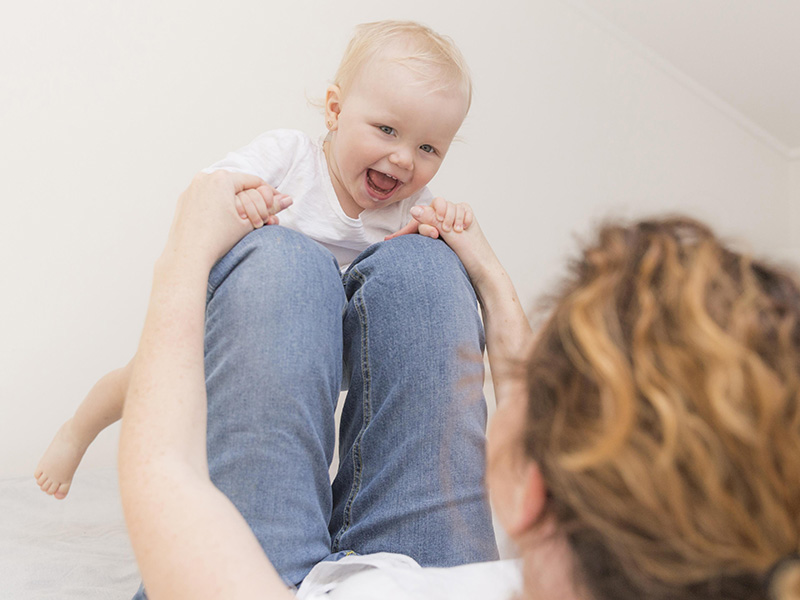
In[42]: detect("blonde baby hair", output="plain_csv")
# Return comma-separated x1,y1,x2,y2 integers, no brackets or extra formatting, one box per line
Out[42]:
332,20,473,112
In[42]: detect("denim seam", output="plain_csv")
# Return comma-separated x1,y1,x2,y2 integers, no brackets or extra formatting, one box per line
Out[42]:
333,268,370,550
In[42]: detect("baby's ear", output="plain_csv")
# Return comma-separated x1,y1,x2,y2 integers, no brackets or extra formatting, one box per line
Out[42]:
325,85,343,130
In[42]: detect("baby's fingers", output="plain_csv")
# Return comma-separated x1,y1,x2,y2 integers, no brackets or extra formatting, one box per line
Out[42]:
431,197,448,223
454,203,473,232
418,223,439,239
271,192,294,213
235,195,247,220
453,204,466,233
441,202,457,232
408,206,446,238
258,186,293,217
237,189,267,228
409,205,439,228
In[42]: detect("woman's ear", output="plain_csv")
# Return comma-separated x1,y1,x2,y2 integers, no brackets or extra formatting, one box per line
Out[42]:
504,462,547,538
325,85,342,131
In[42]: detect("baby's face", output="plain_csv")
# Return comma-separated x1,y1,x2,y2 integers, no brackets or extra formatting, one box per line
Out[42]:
325,56,468,218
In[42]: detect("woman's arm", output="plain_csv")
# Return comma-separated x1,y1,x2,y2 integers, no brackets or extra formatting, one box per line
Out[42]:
118,171,294,600
470,250,533,403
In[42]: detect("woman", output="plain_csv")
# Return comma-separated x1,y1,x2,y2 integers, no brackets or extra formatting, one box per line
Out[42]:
119,172,800,599
488,217,800,600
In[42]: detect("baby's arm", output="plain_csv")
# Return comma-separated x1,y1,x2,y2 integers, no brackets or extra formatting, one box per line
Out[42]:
402,203,533,404
35,358,133,499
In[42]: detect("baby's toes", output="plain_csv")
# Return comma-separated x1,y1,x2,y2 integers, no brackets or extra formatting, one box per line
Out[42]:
54,483,70,500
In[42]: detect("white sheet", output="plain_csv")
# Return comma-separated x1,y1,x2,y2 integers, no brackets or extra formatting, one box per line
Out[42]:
0,468,517,599
0,468,139,599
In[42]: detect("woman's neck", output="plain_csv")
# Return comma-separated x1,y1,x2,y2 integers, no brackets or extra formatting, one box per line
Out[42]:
517,526,586,600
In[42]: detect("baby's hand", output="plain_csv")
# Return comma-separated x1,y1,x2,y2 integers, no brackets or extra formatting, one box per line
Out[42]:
234,183,292,228
430,196,474,234
165,171,293,270
385,197,472,240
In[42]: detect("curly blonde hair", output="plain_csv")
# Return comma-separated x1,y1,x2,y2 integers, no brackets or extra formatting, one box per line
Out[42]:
524,217,800,600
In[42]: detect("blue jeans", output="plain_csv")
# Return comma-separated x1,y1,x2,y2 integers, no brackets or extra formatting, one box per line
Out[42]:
132,226,497,597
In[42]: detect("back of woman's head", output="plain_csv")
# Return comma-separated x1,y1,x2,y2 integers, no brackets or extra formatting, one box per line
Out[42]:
524,216,800,600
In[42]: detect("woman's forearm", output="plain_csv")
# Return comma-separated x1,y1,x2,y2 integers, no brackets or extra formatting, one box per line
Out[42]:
118,252,292,600
120,254,211,475
118,172,296,599
117,253,213,598
472,257,533,404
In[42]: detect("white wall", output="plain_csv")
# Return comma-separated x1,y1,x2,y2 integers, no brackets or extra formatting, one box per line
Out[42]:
789,159,800,262
0,0,795,479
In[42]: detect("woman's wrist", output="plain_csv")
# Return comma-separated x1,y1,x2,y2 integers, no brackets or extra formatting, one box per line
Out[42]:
469,253,512,308
156,242,214,279
152,251,213,300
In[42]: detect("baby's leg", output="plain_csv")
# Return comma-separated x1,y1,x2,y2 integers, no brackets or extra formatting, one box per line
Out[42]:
35,360,131,499
331,234,498,566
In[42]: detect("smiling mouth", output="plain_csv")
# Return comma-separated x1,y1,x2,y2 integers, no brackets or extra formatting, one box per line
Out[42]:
366,169,401,199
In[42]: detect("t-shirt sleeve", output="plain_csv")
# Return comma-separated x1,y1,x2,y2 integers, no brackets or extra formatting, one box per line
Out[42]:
202,129,305,189
413,187,434,207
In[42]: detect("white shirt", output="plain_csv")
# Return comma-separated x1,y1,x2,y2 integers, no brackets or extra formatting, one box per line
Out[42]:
205,129,433,269
295,553,523,600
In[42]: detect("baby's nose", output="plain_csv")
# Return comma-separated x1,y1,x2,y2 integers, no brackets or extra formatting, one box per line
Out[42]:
389,148,414,171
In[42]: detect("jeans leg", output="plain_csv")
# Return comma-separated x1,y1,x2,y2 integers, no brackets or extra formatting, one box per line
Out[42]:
205,226,346,585
330,234,499,566
131,226,345,599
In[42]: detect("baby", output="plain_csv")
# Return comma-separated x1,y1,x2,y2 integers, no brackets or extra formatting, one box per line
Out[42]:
36,19,477,498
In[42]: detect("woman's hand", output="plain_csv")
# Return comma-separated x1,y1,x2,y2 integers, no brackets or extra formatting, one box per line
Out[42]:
163,170,292,271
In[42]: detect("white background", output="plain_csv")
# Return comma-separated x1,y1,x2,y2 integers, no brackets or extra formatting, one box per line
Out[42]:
1,0,797,479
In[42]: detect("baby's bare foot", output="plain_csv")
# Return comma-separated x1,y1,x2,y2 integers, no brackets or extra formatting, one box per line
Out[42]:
34,419,88,499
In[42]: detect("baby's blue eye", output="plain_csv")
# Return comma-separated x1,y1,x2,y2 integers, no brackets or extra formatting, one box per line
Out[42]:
379,125,395,135
420,144,435,154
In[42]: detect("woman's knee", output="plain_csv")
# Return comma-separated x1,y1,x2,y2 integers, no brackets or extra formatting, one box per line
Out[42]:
204,226,345,368
208,226,340,298
350,234,476,306
344,235,483,354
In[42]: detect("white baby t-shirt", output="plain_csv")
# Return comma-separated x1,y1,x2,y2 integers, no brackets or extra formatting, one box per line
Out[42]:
205,129,433,269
